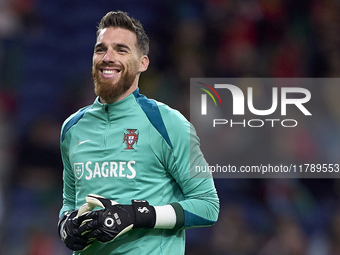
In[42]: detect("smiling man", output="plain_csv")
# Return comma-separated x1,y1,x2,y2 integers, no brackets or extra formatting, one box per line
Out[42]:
92,25,149,104
58,11,219,255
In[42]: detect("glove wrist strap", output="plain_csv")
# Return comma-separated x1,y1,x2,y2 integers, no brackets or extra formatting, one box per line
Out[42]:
58,212,69,240
131,200,156,228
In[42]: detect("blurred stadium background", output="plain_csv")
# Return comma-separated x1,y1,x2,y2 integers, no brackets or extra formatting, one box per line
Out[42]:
0,0,340,254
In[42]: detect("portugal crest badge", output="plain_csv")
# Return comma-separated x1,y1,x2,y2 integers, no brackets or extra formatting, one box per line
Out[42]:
123,129,139,150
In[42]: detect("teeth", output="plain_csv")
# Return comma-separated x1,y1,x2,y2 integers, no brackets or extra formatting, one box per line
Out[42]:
103,70,118,74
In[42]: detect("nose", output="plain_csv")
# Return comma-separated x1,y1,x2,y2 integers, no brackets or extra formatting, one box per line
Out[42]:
102,50,115,64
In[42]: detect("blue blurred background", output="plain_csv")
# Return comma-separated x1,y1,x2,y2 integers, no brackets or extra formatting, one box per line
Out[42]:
0,0,340,254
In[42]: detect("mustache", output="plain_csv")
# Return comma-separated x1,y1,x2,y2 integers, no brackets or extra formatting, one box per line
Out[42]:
95,61,123,70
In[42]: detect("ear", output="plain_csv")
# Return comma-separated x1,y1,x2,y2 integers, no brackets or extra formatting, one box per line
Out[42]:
138,55,149,73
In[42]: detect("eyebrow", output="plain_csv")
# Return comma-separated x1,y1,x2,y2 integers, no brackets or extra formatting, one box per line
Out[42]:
94,42,106,49
114,43,132,52
94,42,131,51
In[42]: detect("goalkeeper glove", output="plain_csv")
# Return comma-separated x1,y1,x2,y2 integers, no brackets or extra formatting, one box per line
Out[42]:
58,203,95,251
78,194,156,243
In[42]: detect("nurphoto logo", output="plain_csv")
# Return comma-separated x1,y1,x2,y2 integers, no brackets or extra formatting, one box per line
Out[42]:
194,79,312,128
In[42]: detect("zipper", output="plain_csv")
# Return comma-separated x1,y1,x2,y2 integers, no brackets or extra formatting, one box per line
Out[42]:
103,105,111,148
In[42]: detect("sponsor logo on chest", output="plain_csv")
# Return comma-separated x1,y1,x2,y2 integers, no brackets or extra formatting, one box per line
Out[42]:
74,160,136,180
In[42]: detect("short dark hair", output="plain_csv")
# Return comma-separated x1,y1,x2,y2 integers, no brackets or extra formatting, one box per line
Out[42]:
97,11,149,56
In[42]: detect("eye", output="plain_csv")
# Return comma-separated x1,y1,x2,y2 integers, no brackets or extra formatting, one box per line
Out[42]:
118,48,127,53
94,47,105,53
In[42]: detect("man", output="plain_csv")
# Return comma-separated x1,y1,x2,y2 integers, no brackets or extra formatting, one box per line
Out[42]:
58,11,219,255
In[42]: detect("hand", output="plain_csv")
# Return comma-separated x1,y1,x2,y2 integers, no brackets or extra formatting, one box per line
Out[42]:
79,194,156,243
58,203,95,251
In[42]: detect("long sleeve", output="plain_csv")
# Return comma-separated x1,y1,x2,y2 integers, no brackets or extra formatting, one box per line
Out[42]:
59,111,81,218
159,105,219,228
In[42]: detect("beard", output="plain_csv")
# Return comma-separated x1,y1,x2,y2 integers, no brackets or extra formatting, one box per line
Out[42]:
92,62,138,104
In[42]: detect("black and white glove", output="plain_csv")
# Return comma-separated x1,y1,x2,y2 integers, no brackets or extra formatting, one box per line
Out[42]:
58,203,95,251
78,194,156,243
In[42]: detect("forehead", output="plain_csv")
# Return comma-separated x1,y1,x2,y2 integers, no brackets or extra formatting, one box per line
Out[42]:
96,27,138,49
